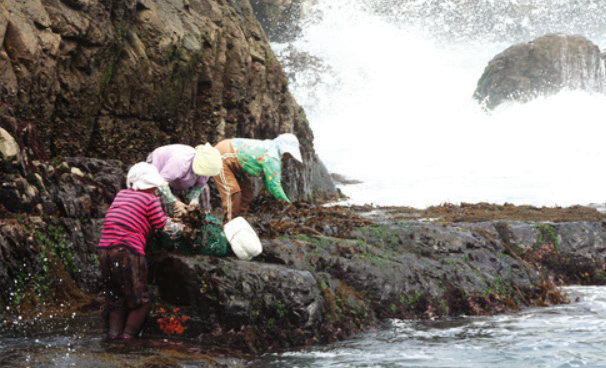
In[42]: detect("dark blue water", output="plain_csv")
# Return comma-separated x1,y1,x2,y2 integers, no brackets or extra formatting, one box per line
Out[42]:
247,286,606,367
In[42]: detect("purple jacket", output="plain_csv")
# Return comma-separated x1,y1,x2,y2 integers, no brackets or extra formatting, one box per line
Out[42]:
149,144,208,191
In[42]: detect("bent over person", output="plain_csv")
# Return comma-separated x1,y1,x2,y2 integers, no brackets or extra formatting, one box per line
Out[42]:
147,143,222,217
213,133,303,221
98,162,185,341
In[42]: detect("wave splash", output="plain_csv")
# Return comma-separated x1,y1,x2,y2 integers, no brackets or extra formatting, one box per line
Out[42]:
275,0,606,208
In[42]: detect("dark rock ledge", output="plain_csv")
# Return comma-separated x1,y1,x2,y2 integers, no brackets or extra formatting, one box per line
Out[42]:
144,215,605,354
2,144,606,365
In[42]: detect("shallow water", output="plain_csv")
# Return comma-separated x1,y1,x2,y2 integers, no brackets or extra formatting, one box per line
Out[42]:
247,286,606,367
0,314,244,368
2,288,604,367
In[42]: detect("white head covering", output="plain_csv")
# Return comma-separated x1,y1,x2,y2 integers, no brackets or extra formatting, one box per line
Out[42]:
192,143,222,176
127,162,167,190
273,133,303,163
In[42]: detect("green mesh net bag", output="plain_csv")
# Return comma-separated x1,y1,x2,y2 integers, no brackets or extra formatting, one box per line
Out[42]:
158,214,228,256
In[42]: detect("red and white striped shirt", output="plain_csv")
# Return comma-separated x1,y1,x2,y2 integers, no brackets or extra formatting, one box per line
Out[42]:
98,189,168,255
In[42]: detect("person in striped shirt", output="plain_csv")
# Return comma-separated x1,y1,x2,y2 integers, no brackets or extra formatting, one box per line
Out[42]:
98,162,185,341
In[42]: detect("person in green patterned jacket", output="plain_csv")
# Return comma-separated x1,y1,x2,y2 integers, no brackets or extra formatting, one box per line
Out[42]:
213,133,303,221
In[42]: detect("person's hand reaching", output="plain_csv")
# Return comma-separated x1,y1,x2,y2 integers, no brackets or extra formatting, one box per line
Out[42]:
172,200,188,217
188,198,200,212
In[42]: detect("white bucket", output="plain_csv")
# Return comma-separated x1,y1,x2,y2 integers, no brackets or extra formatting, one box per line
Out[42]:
224,216,263,260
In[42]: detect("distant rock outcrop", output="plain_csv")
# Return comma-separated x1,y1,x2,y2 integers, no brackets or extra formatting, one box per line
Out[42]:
474,34,606,109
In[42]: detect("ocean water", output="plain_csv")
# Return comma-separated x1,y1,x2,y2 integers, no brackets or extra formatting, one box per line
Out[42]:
274,0,606,209
247,286,606,367
2,287,606,367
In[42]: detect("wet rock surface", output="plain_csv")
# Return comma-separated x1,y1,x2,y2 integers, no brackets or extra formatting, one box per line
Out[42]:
3,173,606,366
474,34,605,109
108,200,606,354
2,132,606,366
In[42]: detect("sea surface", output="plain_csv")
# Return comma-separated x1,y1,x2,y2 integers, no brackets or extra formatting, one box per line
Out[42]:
1,286,605,367
254,4,606,363
247,286,606,368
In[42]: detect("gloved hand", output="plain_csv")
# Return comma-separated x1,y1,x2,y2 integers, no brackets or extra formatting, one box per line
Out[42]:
172,200,188,218
188,198,200,212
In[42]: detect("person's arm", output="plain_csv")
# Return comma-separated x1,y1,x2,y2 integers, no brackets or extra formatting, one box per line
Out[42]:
186,185,211,213
148,196,185,239
162,218,184,240
156,184,189,217
263,159,290,202
186,186,204,206
157,184,178,204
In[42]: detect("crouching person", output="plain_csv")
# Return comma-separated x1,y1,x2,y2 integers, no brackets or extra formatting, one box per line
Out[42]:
98,162,186,341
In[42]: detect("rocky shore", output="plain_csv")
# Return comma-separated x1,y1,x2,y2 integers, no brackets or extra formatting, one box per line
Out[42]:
2,153,606,367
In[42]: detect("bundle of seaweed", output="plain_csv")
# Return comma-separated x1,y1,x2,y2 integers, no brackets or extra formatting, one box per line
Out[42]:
245,194,373,239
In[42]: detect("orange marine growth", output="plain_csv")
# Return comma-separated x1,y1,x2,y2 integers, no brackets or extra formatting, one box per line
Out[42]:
156,307,191,335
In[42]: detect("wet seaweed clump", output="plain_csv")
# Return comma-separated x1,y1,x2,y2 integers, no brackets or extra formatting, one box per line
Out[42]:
162,211,228,256
357,202,606,223
178,211,209,245
523,246,606,286
246,194,373,239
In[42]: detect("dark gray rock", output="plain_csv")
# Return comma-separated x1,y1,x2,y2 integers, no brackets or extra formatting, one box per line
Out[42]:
474,34,605,109
249,0,304,43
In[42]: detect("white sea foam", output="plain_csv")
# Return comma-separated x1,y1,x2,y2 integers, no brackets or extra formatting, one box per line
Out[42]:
276,0,606,208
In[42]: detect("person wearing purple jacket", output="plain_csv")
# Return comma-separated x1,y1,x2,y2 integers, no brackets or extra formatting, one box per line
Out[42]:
147,143,222,217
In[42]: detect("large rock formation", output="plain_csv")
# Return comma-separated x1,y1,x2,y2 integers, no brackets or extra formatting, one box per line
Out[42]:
0,0,335,199
474,34,606,110
145,217,606,352
0,0,339,328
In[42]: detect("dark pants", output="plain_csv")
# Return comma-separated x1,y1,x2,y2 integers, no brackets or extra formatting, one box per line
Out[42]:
98,246,151,311
99,245,154,338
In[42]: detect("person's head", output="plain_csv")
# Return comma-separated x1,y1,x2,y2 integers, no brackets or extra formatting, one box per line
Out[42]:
274,133,303,163
192,143,222,176
127,162,166,192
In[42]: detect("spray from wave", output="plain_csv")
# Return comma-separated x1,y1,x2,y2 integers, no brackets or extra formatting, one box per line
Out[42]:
274,0,606,208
